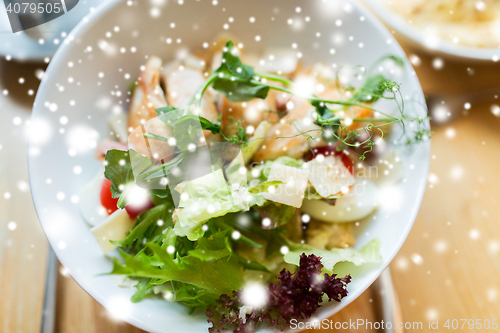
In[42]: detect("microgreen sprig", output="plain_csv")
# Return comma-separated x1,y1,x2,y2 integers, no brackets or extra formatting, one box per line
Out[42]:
180,40,429,160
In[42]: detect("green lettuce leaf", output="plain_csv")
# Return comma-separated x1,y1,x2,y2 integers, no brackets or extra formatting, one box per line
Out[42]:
111,242,244,297
253,202,296,229
248,180,284,194
187,230,232,261
104,149,153,199
111,199,175,250
130,278,154,303
284,239,382,270
168,281,218,308
175,168,249,240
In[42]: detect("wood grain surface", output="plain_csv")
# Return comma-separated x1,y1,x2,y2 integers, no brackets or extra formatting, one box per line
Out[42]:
1,48,499,333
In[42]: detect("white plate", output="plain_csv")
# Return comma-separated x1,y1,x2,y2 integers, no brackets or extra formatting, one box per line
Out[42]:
29,0,430,332
361,0,500,62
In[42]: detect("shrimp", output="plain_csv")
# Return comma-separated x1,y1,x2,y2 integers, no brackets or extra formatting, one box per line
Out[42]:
252,95,325,162
218,94,279,136
162,64,220,142
252,66,375,162
127,56,174,161
128,56,167,129
163,61,218,119
95,139,128,161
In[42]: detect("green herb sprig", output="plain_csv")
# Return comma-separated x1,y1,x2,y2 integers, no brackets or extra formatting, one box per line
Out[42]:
184,40,430,160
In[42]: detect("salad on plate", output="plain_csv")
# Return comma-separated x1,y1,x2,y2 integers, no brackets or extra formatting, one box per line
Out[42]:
79,36,430,332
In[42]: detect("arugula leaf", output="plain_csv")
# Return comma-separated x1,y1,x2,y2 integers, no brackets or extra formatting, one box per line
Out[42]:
173,115,223,150
187,230,232,261
212,79,270,102
166,281,219,308
210,218,263,249
311,100,341,144
197,117,223,135
210,40,270,102
233,253,271,273
111,242,245,297
253,202,296,229
111,200,175,250
131,278,153,303
104,149,153,199
350,74,391,103
216,40,254,79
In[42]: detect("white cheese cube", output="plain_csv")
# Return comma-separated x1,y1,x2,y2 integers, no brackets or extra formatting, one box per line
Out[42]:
305,155,355,198
262,163,309,208
90,209,134,254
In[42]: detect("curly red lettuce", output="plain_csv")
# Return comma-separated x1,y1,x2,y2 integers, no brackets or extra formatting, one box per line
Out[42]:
206,253,351,333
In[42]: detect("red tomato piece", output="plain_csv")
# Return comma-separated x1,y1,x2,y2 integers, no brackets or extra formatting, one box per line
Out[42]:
100,178,119,215
308,146,355,175
125,199,155,220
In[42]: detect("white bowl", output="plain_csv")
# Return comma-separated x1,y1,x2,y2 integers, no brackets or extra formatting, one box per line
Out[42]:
361,0,500,62
29,0,430,332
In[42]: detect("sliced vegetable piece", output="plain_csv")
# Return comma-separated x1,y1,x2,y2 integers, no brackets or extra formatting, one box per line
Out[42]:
302,178,378,223
242,120,271,164
284,238,382,270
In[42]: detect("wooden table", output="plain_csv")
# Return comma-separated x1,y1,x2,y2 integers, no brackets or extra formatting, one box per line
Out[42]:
1,50,499,332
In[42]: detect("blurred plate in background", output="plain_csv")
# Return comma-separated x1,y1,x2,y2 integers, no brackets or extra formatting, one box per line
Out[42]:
361,0,500,62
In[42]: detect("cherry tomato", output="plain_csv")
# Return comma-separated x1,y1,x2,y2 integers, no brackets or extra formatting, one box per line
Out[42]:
125,199,155,219
100,178,119,215
308,146,355,175
100,179,155,219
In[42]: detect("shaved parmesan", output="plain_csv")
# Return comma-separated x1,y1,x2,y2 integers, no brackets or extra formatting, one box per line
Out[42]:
263,163,309,208
305,155,355,198
90,209,134,254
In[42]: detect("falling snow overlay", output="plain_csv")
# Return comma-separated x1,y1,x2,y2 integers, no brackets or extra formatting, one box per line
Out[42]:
1,0,498,332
